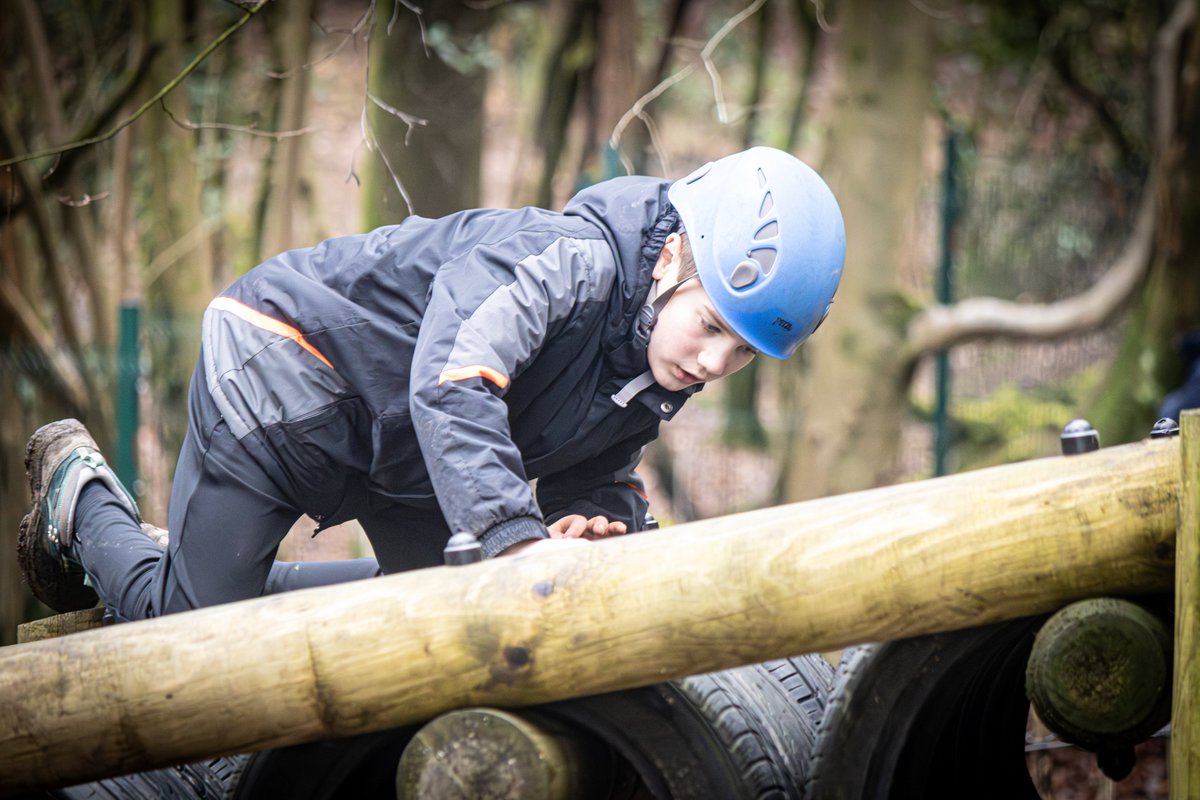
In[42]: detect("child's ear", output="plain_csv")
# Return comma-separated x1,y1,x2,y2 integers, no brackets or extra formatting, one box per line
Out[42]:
652,232,683,281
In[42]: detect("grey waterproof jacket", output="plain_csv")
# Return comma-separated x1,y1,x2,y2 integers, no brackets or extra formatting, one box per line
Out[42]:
200,176,698,557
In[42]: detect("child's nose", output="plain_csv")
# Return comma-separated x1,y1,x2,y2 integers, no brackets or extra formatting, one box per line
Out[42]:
698,346,731,378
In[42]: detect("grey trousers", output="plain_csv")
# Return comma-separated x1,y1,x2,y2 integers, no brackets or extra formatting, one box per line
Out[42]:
74,365,452,620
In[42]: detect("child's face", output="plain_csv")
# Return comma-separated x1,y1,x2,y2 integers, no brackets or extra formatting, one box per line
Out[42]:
647,235,757,391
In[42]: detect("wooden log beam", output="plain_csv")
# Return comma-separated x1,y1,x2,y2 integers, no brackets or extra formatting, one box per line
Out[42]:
0,437,1180,796
1025,597,1172,753
1173,410,1200,798
396,707,612,799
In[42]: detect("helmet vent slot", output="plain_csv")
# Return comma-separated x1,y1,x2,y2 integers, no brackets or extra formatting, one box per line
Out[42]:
759,191,774,217
757,167,768,188
749,247,777,275
754,221,778,241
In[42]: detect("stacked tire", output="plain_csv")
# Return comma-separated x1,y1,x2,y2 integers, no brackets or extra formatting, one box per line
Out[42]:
223,654,835,799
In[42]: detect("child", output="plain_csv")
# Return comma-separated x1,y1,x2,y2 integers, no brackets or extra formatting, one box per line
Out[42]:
19,146,845,619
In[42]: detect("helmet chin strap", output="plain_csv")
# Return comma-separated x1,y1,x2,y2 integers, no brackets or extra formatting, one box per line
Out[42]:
635,275,694,344
619,275,698,408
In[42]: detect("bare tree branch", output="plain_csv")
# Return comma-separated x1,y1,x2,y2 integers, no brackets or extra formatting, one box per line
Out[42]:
904,0,1196,362
905,184,1157,358
0,1,268,169
1031,0,1141,168
701,0,768,124
160,101,320,140
0,269,89,412
0,44,159,218
16,0,111,347
56,192,109,207
266,3,373,79
610,0,766,174
360,107,416,216
0,110,86,352
808,0,835,32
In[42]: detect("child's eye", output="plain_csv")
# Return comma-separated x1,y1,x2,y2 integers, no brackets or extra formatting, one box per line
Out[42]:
701,317,721,334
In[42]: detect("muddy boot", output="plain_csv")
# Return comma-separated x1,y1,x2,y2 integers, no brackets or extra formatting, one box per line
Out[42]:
17,419,141,612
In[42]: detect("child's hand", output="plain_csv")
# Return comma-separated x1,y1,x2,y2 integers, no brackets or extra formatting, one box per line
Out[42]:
548,515,629,540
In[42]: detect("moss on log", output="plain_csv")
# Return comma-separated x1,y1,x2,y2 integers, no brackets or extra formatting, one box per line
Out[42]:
1025,597,1172,750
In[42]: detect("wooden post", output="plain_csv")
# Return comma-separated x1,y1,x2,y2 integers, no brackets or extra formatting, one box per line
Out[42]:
1173,410,1200,798
0,437,1180,796
396,708,611,800
16,607,105,644
1025,597,1172,752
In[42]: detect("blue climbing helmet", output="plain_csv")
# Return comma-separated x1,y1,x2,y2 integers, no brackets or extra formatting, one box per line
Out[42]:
667,146,846,359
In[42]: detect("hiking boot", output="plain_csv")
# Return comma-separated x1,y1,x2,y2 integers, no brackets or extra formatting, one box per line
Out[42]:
17,419,141,612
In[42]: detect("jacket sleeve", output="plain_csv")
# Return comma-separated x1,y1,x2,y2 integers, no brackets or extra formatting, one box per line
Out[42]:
408,230,615,558
536,446,652,532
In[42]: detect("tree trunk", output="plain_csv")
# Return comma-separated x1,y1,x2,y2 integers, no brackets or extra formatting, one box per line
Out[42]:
530,0,593,208
1090,9,1200,443
363,0,494,228
582,0,638,179
720,1,773,449
622,0,691,175
140,0,216,461
260,0,316,256
782,0,934,500
784,0,820,153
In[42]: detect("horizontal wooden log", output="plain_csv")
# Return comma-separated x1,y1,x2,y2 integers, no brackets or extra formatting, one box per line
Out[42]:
396,707,610,799
0,437,1181,796
1025,597,1172,750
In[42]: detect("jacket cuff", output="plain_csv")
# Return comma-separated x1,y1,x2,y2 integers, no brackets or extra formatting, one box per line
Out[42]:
478,516,548,558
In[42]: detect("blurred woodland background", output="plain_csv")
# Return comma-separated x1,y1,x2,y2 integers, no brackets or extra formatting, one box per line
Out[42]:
2,0,1200,657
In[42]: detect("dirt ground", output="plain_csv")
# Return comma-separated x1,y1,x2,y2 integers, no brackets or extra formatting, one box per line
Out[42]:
1027,738,1168,799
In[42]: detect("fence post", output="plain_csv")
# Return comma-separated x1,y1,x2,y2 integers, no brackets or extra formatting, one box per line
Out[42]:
1174,409,1200,797
114,301,140,490
933,130,958,476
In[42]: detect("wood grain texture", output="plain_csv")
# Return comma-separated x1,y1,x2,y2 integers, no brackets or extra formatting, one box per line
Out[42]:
0,437,1180,795
16,607,104,644
1173,411,1199,799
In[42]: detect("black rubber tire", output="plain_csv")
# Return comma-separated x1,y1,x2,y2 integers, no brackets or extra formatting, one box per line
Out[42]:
224,725,424,800
804,617,1048,800
37,756,245,799
224,654,833,800
542,653,835,799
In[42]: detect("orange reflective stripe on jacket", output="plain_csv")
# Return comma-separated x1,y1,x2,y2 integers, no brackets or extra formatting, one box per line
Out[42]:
437,365,510,390
208,296,334,370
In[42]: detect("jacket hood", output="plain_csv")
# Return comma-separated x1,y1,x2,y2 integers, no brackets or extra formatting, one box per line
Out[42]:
562,176,676,355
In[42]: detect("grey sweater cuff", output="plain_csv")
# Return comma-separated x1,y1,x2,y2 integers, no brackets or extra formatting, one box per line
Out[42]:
479,516,548,558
